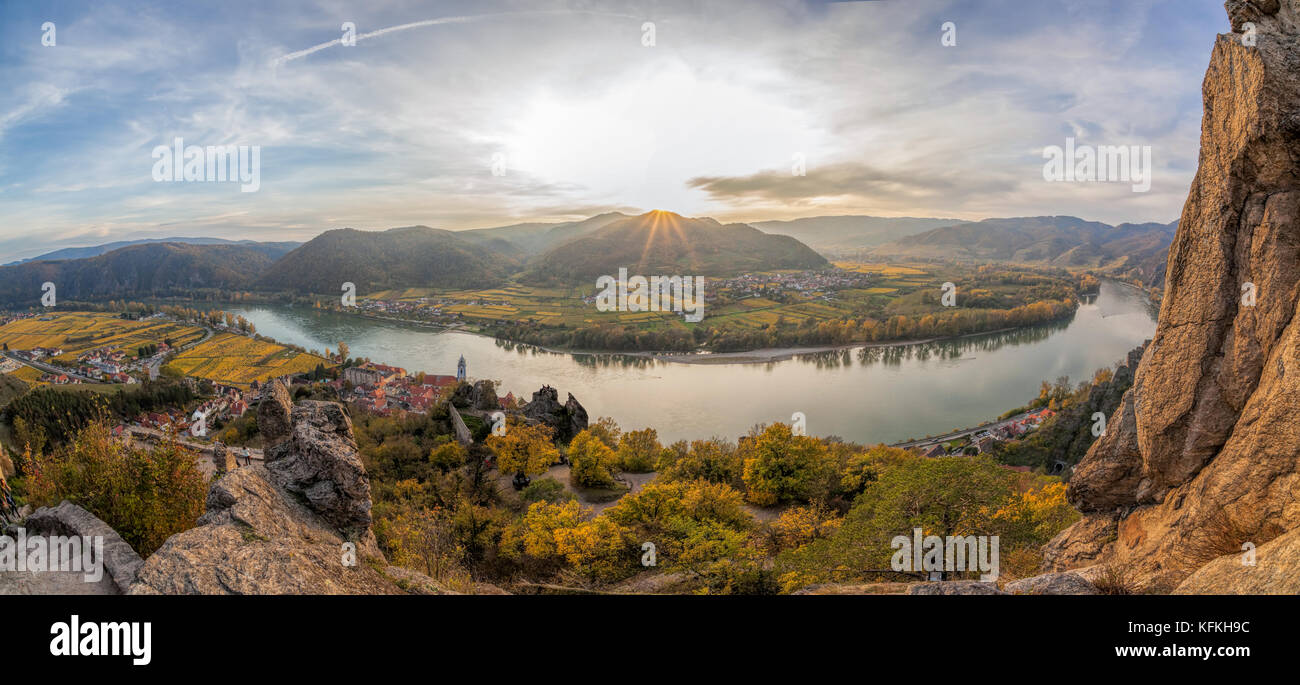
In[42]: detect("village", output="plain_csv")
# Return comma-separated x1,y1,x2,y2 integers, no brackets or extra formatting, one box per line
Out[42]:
706,268,873,301
896,406,1058,460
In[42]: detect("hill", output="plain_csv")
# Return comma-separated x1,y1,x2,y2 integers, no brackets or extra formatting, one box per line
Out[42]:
6,237,300,266
458,212,629,256
257,226,516,294
518,210,828,285
751,215,969,253
869,216,1176,286
0,242,277,306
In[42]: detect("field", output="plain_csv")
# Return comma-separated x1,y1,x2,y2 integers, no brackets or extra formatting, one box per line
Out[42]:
360,262,1080,341
0,312,207,363
0,312,328,389
169,332,327,388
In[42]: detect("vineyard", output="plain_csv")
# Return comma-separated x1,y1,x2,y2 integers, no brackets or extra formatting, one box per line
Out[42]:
0,312,206,363
169,333,326,388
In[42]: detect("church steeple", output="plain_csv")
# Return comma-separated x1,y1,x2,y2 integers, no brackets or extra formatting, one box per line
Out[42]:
457,355,466,382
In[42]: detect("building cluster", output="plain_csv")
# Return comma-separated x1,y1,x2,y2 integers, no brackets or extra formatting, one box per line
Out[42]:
710,269,872,300
918,408,1057,458
19,346,64,360
121,384,250,436
333,357,513,417
336,361,458,415
346,297,473,326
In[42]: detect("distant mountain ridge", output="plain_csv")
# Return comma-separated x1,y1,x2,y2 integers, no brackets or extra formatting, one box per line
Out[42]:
0,212,1177,304
0,243,277,306
869,216,1178,286
6,237,301,266
458,212,630,257
751,215,971,253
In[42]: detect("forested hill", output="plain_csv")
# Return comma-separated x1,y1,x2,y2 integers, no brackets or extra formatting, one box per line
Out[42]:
254,226,519,294
869,216,1176,287
519,210,829,285
0,243,277,306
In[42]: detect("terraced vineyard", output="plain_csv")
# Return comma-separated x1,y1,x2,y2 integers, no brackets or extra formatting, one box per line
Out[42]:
0,312,206,363
169,332,327,388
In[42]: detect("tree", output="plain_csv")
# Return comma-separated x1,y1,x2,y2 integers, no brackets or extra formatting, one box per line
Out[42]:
567,429,619,489
657,438,742,486
485,420,558,480
428,440,467,472
616,427,661,472
776,456,1017,589
740,423,830,506
587,416,621,449
337,341,350,361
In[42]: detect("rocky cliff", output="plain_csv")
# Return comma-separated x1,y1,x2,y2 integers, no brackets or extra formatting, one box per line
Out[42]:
128,386,450,594
523,385,589,443
1045,0,1300,592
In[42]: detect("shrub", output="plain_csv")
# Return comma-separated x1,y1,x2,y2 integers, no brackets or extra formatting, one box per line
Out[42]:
26,422,207,555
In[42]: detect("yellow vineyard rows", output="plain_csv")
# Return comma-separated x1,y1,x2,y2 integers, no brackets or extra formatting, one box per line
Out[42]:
170,333,327,388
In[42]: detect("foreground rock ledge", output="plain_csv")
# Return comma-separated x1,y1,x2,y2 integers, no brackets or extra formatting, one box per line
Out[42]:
130,396,449,595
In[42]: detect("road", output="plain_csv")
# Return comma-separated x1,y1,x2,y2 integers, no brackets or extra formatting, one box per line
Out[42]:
889,410,1036,451
1,350,103,384
124,425,264,477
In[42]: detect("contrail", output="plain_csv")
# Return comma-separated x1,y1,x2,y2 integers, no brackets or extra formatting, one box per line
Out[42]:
273,10,643,67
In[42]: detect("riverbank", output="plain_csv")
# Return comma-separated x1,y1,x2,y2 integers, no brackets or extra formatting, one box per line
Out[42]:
308,302,1069,366
224,279,1155,446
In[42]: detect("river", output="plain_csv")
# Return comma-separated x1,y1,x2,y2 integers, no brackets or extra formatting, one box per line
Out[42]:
228,279,1157,445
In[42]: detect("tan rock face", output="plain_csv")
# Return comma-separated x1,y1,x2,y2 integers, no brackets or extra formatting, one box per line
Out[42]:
1175,524,1300,594
1056,0,1300,589
131,400,446,595
256,380,294,450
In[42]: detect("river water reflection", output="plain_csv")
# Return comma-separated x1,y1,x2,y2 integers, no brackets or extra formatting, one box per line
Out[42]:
230,280,1156,445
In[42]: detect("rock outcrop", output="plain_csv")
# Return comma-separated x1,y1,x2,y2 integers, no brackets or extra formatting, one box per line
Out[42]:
19,501,145,593
523,385,589,443
257,379,294,447
452,379,500,412
1049,0,1300,591
905,581,1007,595
1004,571,1100,595
130,400,447,595
1174,525,1300,593
212,441,235,476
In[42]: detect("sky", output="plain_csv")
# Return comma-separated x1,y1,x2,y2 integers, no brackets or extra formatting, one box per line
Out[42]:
0,0,1228,260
